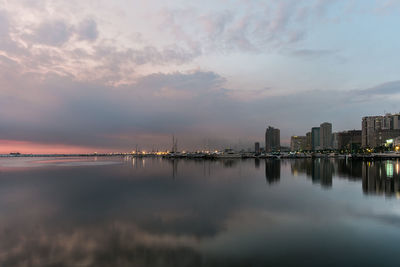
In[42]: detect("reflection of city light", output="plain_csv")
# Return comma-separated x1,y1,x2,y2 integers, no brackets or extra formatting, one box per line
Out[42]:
396,162,400,175
386,161,393,178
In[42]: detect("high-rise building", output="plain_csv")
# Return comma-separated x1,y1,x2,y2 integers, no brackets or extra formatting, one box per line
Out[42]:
362,116,379,147
306,132,312,151
362,113,400,148
254,142,260,154
311,127,320,151
265,126,280,152
320,122,332,150
290,136,307,151
332,132,339,150
393,114,400,129
338,130,362,151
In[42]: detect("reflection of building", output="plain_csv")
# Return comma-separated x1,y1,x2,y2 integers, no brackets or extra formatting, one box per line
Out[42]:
320,122,332,150
290,158,400,197
290,159,333,188
290,159,312,177
362,161,400,196
312,159,333,188
290,136,307,151
336,159,363,179
337,159,400,196
311,127,320,151
255,158,260,169
265,126,280,152
265,160,280,184
362,114,400,148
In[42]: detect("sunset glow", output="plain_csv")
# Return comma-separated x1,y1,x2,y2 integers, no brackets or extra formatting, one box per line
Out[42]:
0,140,111,154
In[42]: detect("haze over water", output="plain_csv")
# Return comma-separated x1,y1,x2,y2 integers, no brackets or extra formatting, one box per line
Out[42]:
0,157,399,266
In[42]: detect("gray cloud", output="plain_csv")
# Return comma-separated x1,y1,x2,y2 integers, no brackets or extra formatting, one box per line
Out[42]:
0,1,359,87
160,0,344,54
0,60,396,151
77,18,99,41
0,68,234,149
0,10,26,55
0,13,199,84
0,1,398,151
31,20,73,46
0,10,9,37
358,80,400,96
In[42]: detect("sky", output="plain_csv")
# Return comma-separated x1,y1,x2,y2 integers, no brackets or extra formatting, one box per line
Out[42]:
0,0,400,153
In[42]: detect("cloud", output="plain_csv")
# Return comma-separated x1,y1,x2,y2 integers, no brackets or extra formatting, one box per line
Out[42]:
0,9,25,55
0,1,398,151
358,80,400,96
0,11,199,84
77,18,99,41
28,18,98,46
31,20,73,46
291,49,339,58
159,0,343,54
0,10,9,37
314,0,338,17
0,68,233,150
0,59,397,151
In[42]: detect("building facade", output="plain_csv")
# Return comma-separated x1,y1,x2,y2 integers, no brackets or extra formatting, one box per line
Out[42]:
332,132,339,150
306,132,312,151
320,122,332,150
337,130,362,151
362,114,400,148
311,127,320,151
254,142,260,154
265,126,280,152
290,136,307,151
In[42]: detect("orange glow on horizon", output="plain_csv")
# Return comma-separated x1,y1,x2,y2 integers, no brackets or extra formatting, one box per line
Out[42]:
0,139,115,154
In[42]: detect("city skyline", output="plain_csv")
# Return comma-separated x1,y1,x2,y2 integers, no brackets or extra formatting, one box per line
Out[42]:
1,1,400,153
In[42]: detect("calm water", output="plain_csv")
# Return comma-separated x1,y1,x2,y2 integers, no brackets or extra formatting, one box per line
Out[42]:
1,157,400,267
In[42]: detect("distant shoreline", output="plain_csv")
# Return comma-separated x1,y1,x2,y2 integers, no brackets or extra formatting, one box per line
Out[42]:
0,154,127,158
1,153,400,160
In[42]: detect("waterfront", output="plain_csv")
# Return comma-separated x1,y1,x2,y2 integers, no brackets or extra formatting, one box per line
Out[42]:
1,157,400,266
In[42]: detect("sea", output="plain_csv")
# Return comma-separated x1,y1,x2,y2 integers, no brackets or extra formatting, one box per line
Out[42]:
0,156,399,267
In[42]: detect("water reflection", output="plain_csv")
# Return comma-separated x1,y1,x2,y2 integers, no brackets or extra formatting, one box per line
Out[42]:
254,158,260,169
128,157,400,197
265,159,280,184
290,159,333,188
362,161,400,197
288,158,400,197
2,157,400,266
